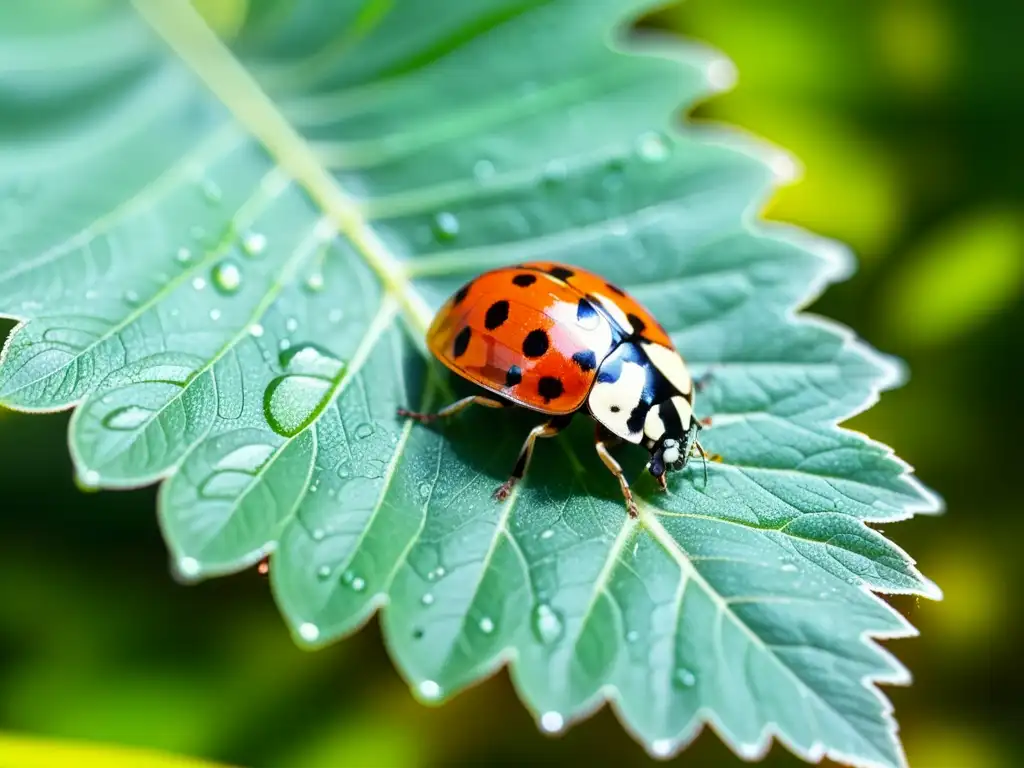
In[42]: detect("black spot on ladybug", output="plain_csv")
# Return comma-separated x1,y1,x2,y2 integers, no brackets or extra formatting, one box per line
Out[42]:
522,329,549,358
548,266,575,281
627,313,647,335
453,326,471,358
572,349,597,371
626,402,649,434
484,300,510,330
576,297,600,329
505,365,523,387
538,376,564,402
453,282,472,305
512,273,537,287
606,282,626,296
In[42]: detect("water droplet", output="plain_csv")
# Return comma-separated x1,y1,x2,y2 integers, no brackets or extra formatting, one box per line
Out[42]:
192,276,207,291
316,565,332,580
540,711,564,733
542,159,568,184
84,289,98,300
242,231,267,257
200,178,222,204
431,211,459,241
531,603,564,645
473,159,496,181
177,556,201,578
652,739,673,758
305,272,324,292
249,324,264,338
635,131,671,162
418,680,442,701
279,343,344,378
80,469,100,487
540,529,554,540
264,374,335,437
209,308,221,321
312,528,326,542
355,422,373,439
285,317,299,333
279,339,291,351
769,151,801,183
102,405,154,431
706,56,738,92
479,617,495,634
674,668,697,688
298,622,320,642
626,630,639,643
350,576,366,592
328,309,344,324
421,593,435,606
212,260,242,294
427,566,446,582
123,289,140,306
176,247,192,264
418,482,431,498
781,563,798,573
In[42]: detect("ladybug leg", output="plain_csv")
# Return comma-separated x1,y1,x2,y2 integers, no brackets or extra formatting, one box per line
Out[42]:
493,415,573,501
594,437,639,519
398,395,506,424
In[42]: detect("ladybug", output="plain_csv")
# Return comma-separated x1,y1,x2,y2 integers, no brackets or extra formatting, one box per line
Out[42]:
398,261,710,518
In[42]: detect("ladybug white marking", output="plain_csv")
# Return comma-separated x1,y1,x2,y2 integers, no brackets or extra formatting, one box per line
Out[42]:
587,360,647,443
641,341,692,397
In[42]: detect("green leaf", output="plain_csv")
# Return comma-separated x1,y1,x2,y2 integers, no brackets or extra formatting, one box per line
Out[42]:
0,2,940,766
0,732,233,768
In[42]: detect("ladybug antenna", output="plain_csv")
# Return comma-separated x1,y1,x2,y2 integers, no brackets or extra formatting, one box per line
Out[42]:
694,440,709,487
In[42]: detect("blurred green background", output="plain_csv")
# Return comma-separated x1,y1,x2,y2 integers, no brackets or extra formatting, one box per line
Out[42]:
1,1,1021,766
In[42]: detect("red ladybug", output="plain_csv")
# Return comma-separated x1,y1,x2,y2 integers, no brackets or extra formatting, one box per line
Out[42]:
399,261,709,517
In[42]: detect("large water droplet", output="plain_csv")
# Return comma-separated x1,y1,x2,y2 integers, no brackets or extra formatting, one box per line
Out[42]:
212,260,242,295
539,711,564,733
431,211,459,240
242,231,267,257
418,680,442,701
249,324,264,338
264,375,333,436
635,131,671,163
532,603,564,645
355,422,374,439
280,343,344,378
102,405,154,431
651,739,673,758
674,668,697,688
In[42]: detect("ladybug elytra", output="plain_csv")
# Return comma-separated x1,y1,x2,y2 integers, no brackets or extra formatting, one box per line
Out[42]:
399,261,710,518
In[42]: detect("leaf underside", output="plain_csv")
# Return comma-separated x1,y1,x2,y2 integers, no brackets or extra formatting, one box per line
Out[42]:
0,1,940,766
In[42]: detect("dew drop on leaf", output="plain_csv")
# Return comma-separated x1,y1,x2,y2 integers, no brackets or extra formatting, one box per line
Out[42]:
123,289,140,306
781,563,798,573
473,159,495,181
285,317,299,333
263,374,334,436
177,556,201,579
652,739,673,758
421,593,434,606
540,529,554,540
209,309,221,321
479,617,495,634
626,630,639,643
431,211,459,240
101,405,154,431
211,260,242,294
531,603,565,645
635,130,670,163
355,422,374,439
674,668,697,688
418,482,431,498
316,566,331,581
242,231,267,257
418,680,442,701
249,323,264,338
311,528,326,542
192,276,207,291
542,159,568,185
298,622,320,642
427,566,446,582
79,469,100,488
350,576,366,592
176,247,192,264
304,271,324,292
280,343,344,378
539,711,564,733
199,178,222,204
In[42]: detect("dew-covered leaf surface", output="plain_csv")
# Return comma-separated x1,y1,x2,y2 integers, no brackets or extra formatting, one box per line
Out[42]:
0,1,939,765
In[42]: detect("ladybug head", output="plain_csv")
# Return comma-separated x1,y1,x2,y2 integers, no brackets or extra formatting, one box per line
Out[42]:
643,397,704,483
